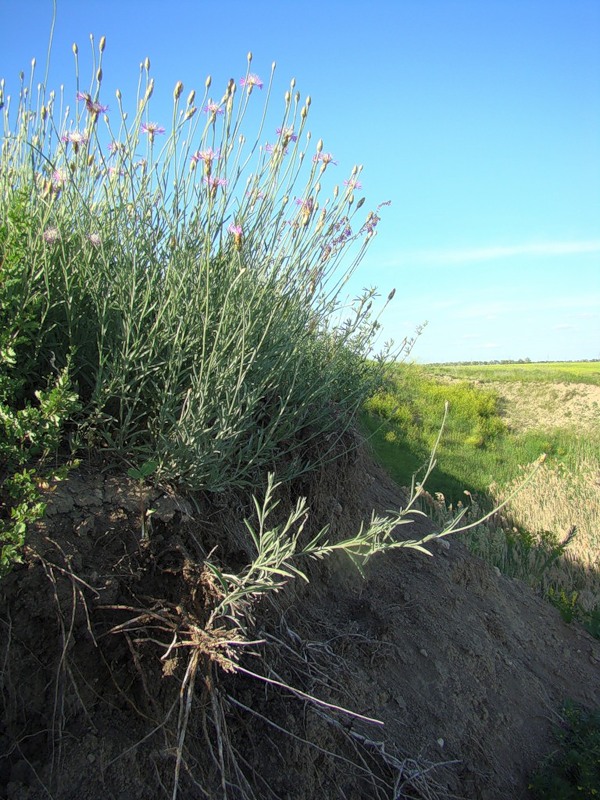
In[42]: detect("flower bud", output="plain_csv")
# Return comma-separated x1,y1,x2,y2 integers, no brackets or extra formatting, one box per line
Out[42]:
356,197,366,209
316,139,323,153
290,78,296,90
247,51,253,62
31,58,36,70
205,75,212,89
72,43,78,55
97,68,103,83
144,57,151,72
387,288,396,302
174,80,183,101
116,88,121,100
99,36,106,52
187,89,195,106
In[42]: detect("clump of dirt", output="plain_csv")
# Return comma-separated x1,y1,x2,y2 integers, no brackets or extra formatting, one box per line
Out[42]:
1,435,599,799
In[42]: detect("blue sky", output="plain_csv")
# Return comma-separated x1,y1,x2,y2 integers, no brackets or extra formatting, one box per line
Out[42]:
1,0,599,363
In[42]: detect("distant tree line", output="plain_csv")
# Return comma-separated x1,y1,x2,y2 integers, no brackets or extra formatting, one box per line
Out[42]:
426,358,600,366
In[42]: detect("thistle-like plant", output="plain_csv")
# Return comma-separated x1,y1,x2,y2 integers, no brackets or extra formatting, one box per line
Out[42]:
1,41,396,491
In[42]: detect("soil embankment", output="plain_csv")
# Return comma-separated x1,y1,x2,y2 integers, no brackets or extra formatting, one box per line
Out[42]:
1,443,599,799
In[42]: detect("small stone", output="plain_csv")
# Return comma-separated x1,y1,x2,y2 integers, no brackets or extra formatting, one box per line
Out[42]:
437,738,445,749
87,753,96,764
419,648,428,658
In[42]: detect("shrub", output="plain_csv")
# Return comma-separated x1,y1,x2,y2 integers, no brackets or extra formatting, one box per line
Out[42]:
529,702,600,799
1,45,394,494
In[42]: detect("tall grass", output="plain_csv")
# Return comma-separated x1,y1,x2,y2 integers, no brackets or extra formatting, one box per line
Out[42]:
1,44,395,494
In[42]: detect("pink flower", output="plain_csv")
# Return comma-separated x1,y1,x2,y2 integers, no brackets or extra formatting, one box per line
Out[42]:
61,130,88,149
266,142,288,156
203,102,224,115
191,148,219,163
344,178,362,191
204,176,227,196
77,92,108,115
296,197,315,226
43,227,61,244
51,169,67,189
276,126,297,144
240,73,263,91
228,223,243,250
314,152,338,166
191,148,219,175
141,122,166,139
108,141,124,156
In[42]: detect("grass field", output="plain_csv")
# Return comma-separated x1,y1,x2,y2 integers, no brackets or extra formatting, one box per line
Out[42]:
362,361,600,631
425,361,600,385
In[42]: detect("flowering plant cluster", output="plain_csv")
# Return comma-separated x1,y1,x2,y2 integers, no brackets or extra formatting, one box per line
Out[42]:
0,43,393,491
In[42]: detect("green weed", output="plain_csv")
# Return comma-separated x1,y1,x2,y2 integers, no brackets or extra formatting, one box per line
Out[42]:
529,702,600,799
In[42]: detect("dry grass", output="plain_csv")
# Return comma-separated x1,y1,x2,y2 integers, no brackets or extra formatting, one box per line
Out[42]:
489,381,600,436
490,459,600,610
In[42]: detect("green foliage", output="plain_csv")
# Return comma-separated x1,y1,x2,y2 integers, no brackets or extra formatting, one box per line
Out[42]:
0,368,79,576
362,365,514,499
0,46,393,494
548,587,580,624
529,702,600,799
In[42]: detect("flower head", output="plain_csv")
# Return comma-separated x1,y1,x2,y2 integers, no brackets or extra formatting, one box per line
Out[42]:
203,102,224,116
204,176,227,196
228,223,243,250
265,142,289,156
61,130,88,150
240,73,263,91
77,91,108,116
108,140,124,156
343,178,362,191
86,232,102,247
191,148,219,176
276,126,297,145
314,152,338,166
43,227,61,245
296,197,315,226
140,121,166,140
51,168,67,190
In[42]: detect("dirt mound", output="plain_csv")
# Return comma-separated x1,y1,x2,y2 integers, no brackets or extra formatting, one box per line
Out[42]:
1,441,599,799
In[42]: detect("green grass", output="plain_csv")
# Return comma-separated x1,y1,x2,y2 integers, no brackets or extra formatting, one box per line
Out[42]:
424,361,600,385
361,364,565,500
362,362,600,628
